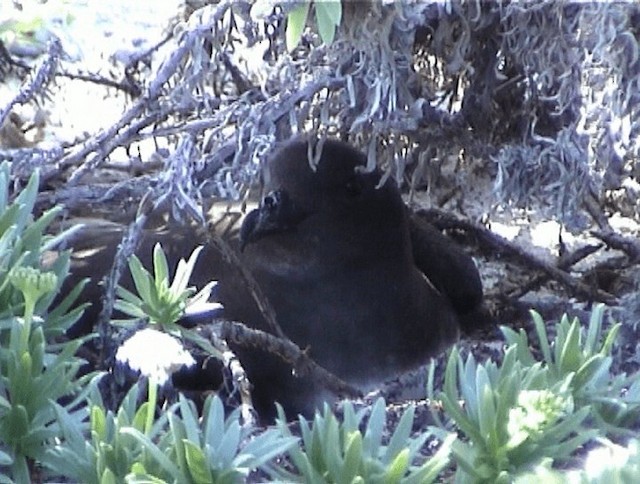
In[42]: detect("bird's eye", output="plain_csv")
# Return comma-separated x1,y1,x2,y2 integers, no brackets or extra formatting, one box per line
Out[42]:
345,177,362,198
263,193,277,209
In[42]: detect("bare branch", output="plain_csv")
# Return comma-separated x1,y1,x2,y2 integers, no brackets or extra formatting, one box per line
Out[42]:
215,319,362,400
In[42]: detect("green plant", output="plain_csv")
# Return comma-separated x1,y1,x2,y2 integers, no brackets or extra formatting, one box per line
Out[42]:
114,242,218,333
114,242,223,450
502,304,640,433
0,162,94,482
49,349,294,483
124,394,297,483
516,438,640,483
45,383,171,484
431,346,594,483
268,398,453,483
285,1,342,50
502,305,618,392
427,306,640,482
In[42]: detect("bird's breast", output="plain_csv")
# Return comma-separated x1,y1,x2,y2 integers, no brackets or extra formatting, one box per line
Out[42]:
246,259,445,383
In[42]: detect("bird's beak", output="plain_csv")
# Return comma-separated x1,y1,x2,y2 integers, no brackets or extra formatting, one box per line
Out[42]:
240,189,308,251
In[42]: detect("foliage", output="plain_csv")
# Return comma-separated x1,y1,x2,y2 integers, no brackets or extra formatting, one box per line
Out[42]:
6,1,640,232
126,394,297,483
13,294,640,483
267,398,453,483
431,347,594,483
516,439,640,483
45,384,167,484
47,384,296,484
427,305,640,482
0,162,93,482
114,243,217,332
170,1,640,227
285,1,342,50
502,305,640,433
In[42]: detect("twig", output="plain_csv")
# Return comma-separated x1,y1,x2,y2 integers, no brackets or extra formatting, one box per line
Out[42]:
221,51,255,94
507,243,603,299
61,103,167,185
96,211,148,369
124,32,174,89
0,38,60,127
217,320,362,400
46,0,236,185
197,325,256,427
58,70,142,97
0,39,30,72
417,207,618,305
95,181,178,363
206,230,287,340
34,176,160,223
582,189,612,230
591,230,640,262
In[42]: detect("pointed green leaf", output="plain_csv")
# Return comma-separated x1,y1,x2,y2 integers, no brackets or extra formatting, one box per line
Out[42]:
286,2,310,51
128,255,153,303
120,428,183,481
601,323,621,356
531,311,552,365
558,320,581,374
384,405,414,464
384,447,409,483
170,246,203,295
363,398,386,457
100,468,117,484
152,243,170,288
315,1,341,45
585,303,605,354
183,440,213,484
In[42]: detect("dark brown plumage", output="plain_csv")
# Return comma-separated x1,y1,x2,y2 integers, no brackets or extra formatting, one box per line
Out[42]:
59,137,485,420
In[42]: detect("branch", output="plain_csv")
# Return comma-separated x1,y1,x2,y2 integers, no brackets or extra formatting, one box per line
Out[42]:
195,325,256,427
41,0,237,185
206,229,287,340
0,38,61,127
507,243,603,299
58,69,142,97
214,319,362,400
591,230,640,262
416,208,618,305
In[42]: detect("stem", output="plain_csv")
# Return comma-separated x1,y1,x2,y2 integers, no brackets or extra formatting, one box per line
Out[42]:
141,378,158,469
19,295,35,354
145,379,157,436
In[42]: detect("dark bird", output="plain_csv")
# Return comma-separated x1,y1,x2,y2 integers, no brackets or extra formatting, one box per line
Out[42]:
58,137,485,421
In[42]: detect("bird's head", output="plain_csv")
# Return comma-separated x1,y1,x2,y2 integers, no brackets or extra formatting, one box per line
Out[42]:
240,137,408,261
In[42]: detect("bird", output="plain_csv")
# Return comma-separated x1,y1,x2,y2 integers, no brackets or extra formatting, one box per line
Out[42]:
57,136,485,421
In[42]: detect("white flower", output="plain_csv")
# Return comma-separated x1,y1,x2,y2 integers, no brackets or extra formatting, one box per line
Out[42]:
116,328,196,386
